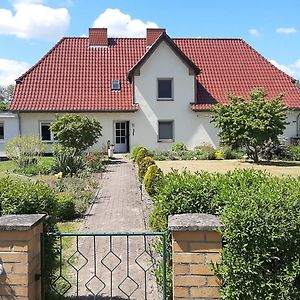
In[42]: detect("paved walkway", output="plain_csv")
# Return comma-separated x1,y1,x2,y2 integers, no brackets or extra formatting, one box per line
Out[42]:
67,155,160,299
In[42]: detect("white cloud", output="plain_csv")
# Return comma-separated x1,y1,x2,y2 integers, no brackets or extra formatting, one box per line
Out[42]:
269,59,300,79
0,2,70,40
276,27,297,34
93,8,158,37
249,28,260,37
0,58,29,86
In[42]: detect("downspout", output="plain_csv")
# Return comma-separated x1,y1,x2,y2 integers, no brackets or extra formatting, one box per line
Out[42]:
17,111,21,135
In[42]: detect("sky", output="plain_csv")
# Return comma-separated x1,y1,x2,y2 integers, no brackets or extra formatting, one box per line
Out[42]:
0,0,299,86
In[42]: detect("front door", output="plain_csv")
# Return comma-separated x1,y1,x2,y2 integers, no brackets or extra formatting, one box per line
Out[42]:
114,121,129,153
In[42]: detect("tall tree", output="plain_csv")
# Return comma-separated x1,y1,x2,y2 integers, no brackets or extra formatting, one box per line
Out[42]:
0,84,15,110
212,88,289,163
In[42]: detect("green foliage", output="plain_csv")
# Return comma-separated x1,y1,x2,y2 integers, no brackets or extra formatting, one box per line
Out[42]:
260,140,291,161
130,146,144,161
197,144,216,160
136,147,148,166
150,169,300,299
52,146,86,176
138,156,155,181
5,136,45,167
86,152,106,173
288,144,300,161
50,114,102,153
55,194,76,221
0,84,14,111
212,88,289,163
143,164,163,196
13,157,54,176
220,146,244,159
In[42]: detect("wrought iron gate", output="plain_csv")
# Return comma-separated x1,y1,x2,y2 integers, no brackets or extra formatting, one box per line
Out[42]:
41,232,167,300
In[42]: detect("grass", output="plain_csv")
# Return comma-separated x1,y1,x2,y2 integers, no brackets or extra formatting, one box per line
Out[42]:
156,159,300,177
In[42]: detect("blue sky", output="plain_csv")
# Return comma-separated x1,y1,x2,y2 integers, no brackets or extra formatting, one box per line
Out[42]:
0,0,299,85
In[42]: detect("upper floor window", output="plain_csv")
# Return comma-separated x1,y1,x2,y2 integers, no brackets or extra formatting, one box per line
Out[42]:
112,80,121,90
157,78,173,100
40,122,53,141
0,122,4,140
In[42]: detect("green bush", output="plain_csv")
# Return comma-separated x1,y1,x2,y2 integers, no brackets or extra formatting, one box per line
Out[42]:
86,152,106,173
150,169,300,299
14,157,54,176
55,194,76,221
138,156,155,181
5,136,45,167
289,144,300,161
220,146,244,159
130,146,144,161
52,146,86,176
143,164,163,196
136,147,148,166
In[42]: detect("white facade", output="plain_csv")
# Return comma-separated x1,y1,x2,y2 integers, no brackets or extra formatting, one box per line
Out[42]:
4,41,300,154
0,112,19,157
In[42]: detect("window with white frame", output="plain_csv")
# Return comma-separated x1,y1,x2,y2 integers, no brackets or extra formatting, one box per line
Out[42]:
158,120,174,141
0,122,4,140
40,122,53,141
157,78,173,100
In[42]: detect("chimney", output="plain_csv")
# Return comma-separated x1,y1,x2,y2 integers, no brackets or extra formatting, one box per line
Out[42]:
89,28,108,47
146,28,166,46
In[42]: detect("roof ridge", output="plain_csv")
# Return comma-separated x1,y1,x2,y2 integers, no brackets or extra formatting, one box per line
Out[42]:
173,37,243,40
240,39,296,82
17,37,67,82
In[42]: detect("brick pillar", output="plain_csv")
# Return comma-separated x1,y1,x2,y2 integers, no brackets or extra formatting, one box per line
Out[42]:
168,213,223,300
0,214,46,300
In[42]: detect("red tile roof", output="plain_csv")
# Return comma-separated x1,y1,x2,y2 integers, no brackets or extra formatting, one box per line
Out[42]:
10,34,300,112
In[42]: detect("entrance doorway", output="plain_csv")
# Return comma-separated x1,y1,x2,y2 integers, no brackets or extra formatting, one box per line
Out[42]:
114,121,129,153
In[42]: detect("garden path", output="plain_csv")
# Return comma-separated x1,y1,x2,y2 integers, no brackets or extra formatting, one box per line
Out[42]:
69,155,160,299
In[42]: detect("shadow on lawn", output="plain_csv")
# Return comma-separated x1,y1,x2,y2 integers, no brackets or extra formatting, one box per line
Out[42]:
246,160,300,167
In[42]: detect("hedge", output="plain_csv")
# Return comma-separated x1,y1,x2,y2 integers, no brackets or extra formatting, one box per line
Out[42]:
149,169,300,299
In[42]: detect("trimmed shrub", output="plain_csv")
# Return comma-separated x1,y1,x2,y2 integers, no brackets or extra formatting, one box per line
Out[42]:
55,194,76,221
131,146,144,161
143,164,163,196
138,156,155,181
136,147,148,166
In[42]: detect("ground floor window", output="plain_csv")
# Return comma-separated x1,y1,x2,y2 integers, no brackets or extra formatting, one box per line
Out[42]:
40,122,53,141
158,120,174,141
0,122,4,140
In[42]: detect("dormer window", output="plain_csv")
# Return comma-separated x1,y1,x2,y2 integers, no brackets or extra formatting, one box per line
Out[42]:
112,80,121,90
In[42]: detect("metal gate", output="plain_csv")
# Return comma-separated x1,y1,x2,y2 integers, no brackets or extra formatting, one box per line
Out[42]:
41,232,167,300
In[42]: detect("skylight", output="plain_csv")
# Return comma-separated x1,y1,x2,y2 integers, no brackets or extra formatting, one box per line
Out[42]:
111,80,121,90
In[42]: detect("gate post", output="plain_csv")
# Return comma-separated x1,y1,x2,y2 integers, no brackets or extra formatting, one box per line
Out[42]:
0,214,46,300
168,213,223,300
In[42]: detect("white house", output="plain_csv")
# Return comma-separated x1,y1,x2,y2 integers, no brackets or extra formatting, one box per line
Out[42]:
4,28,300,154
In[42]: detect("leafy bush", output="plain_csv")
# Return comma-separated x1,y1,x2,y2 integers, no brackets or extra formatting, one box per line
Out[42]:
136,147,148,166
52,146,86,176
86,152,106,173
143,164,163,196
288,144,300,161
14,157,54,176
150,169,300,299
5,136,45,167
50,114,102,154
138,156,155,181
260,140,291,161
55,194,76,221
197,144,216,160
220,146,244,159
130,146,144,161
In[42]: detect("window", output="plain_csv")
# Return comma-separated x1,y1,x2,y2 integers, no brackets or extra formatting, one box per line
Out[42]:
112,80,121,90
40,122,52,141
157,78,173,100
0,123,4,140
158,121,174,141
